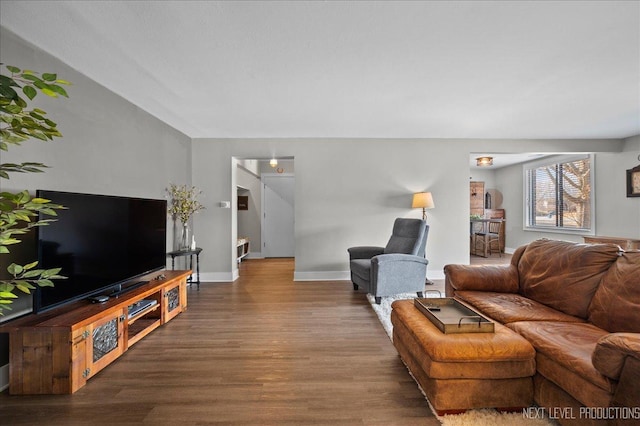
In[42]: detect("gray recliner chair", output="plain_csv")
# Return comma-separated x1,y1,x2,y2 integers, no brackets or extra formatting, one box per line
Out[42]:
348,218,429,304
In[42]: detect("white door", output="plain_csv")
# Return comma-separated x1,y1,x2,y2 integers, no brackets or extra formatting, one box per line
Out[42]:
262,175,294,257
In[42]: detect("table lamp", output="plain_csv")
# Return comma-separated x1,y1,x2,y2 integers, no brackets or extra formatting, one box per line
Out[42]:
412,192,435,221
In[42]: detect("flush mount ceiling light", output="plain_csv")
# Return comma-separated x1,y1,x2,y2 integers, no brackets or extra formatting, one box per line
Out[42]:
476,156,493,167
270,158,278,168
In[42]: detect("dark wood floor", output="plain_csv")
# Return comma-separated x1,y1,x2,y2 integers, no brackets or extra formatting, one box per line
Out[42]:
1,258,440,425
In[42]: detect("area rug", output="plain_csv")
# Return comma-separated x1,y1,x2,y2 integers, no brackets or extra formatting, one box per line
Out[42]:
367,293,558,426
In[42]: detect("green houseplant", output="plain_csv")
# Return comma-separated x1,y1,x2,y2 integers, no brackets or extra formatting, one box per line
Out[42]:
0,65,70,314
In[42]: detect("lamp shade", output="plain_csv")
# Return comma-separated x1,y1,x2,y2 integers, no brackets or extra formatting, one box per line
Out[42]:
412,192,435,209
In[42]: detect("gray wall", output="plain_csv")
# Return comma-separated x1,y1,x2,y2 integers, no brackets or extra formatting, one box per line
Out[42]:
1,28,191,203
495,136,640,250
0,28,191,258
1,28,191,383
192,138,626,282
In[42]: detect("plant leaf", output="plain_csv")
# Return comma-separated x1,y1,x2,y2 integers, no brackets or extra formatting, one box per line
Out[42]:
7,263,24,275
22,269,44,278
49,85,68,98
37,279,55,287
22,86,37,100
40,87,58,97
24,261,39,270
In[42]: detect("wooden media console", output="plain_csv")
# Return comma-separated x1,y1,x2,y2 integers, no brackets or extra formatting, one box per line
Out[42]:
0,270,191,395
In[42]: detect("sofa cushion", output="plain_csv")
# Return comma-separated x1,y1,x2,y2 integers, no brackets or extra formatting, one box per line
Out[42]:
507,321,613,397
384,218,426,255
588,251,640,333
456,291,585,324
518,239,621,319
535,351,613,408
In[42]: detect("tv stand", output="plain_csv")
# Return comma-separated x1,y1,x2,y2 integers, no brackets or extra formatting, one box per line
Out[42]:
0,270,191,395
110,280,147,298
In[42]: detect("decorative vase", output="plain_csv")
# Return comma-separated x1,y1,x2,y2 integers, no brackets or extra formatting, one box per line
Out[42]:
180,223,191,250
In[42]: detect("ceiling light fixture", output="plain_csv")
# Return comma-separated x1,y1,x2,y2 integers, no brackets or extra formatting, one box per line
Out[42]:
270,158,278,168
476,156,493,167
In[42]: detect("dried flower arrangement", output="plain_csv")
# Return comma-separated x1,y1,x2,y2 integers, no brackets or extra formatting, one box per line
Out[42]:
166,183,205,224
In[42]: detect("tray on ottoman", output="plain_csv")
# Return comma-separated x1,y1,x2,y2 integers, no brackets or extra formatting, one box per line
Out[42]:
414,297,494,333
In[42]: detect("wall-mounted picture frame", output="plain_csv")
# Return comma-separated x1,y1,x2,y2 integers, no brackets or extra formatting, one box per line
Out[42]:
627,165,640,197
238,195,249,210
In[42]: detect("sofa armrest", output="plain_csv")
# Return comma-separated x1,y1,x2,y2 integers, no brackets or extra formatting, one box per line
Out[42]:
347,246,384,260
592,333,640,381
444,264,519,297
611,356,640,413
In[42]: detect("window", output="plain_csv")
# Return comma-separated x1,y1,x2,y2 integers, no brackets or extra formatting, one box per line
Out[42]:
524,154,594,233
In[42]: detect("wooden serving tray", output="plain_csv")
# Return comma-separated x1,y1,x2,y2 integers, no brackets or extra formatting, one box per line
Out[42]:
413,298,495,334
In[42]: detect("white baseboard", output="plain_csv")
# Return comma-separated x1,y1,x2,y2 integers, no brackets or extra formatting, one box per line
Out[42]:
293,269,446,281
427,269,445,280
294,271,351,281
0,363,8,392
201,267,449,283
198,272,237,282
203,269,445,282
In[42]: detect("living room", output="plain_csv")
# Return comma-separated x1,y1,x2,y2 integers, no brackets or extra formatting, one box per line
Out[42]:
1,1,639,424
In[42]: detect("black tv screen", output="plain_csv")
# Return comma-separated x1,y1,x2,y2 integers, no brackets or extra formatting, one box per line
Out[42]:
34,190,167,313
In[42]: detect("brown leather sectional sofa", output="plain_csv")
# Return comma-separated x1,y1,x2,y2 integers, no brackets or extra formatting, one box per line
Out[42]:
444,239,640,426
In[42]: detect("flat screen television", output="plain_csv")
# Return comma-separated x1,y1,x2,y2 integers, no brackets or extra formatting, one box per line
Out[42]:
34,190,167,313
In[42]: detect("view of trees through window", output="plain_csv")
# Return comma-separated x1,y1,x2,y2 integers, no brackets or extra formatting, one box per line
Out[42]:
526,156,592,230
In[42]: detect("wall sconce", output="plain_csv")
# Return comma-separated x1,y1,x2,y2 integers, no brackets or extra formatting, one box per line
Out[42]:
476,156,493,167
270,158,278,168
412,192,435,221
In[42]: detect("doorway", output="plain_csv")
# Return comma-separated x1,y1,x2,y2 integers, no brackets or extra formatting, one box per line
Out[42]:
262,174,295,257
235,158,295,266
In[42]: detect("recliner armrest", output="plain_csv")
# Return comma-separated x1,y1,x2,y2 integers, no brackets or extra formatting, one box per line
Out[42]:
372,253,428,265
444,264,519,297
592,333,640,381
348,246,384,260
371,254,428,297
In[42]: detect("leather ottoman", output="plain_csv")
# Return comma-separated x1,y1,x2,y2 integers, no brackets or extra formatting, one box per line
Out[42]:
391,299,536,415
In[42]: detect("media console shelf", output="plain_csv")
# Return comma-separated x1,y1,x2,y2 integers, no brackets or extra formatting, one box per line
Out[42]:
0,270,191,395
237,238,250,263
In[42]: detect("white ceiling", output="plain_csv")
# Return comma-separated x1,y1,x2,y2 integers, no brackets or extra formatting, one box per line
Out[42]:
1,1,639,140
469,152,552,169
